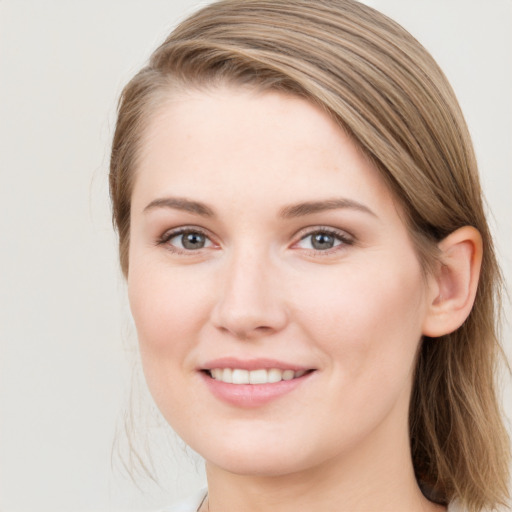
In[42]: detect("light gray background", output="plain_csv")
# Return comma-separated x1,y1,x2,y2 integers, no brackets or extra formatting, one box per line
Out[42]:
0,1,510,511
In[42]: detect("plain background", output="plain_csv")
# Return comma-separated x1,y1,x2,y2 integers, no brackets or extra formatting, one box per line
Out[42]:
0,1,510,511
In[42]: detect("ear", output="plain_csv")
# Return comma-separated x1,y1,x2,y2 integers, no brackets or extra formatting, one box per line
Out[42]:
422,226,483,337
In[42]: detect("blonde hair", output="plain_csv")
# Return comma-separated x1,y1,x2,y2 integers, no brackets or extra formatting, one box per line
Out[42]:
109,1,510,509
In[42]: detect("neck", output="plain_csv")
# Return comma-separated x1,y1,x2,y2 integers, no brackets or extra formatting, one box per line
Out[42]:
205,463,442,512
203,408,446,512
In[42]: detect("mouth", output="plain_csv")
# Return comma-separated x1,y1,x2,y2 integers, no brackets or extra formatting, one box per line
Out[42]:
199,358,316,406
204,368,313,384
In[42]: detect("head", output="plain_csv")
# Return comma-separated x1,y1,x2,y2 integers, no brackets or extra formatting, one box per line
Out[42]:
110,0,509,509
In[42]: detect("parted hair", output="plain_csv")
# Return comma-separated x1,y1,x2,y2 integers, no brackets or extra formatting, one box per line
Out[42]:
109,1,510,510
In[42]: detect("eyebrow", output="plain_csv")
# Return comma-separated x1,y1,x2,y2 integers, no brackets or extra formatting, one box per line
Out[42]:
278,198,377,218
143,196,376,218
144,197,215,217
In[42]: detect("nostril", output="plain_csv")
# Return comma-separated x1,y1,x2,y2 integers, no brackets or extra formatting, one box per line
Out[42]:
218,324,275,341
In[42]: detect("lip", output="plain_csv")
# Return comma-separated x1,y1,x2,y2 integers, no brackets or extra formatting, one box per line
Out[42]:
200,357,311,372
199,358,315,408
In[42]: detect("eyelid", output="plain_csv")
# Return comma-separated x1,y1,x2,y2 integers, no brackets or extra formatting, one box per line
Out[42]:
157,225,218,254
156,224,355,256
291,225,355,254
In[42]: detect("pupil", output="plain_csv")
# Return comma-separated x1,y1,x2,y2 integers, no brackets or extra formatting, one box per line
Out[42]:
182,232,205,249
312,232,334,250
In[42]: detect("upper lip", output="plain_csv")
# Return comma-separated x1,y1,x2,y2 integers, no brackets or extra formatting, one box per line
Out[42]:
200,357,313,372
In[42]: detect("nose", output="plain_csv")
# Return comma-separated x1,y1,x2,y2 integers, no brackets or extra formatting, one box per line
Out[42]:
210,248,288,341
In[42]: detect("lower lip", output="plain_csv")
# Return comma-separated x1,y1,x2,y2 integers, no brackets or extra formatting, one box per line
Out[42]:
201,371,313,408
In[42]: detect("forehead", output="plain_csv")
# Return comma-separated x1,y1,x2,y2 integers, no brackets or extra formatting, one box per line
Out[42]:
132,86,397,218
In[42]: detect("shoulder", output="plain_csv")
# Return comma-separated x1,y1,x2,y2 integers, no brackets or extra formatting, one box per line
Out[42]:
158,488,207,512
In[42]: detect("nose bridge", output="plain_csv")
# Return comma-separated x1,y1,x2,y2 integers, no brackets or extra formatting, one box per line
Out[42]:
212,243,287,339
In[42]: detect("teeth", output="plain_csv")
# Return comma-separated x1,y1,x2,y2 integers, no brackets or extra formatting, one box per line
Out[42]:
282,369,295,381
267,368,282,383
232,369,249,384
222,368,233,384
209,368,308,384
249,369,267,384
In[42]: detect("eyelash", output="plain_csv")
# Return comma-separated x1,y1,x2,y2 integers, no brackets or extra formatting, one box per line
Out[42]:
295,227,354,255
156,227,214,255
156,226,354,256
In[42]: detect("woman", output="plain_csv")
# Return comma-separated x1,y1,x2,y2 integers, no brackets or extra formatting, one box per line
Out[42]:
109,1,510,510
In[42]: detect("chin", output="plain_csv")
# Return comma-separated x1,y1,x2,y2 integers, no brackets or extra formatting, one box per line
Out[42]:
206,449,311,477
187,428,328,478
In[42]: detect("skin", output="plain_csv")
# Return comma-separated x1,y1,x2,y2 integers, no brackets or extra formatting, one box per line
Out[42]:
127,86,451,511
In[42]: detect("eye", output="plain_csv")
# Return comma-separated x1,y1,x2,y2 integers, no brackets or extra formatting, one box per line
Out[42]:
295,228,352,252
159,228,214,252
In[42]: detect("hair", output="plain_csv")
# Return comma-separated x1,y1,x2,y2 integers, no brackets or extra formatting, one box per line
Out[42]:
109,1,510,510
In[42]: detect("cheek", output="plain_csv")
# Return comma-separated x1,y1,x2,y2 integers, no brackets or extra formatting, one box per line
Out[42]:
127,261,215,424
128,261,212,360
292,257,427,377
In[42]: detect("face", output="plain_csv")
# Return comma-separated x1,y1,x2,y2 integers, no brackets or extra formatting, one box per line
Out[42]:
128,87,433,477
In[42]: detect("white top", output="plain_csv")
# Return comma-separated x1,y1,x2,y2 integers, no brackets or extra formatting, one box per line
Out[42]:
159,488,207,512
160,489,464,512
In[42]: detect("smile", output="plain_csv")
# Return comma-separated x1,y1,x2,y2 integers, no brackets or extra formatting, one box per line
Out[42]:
201,359,316,407
208,368,308,384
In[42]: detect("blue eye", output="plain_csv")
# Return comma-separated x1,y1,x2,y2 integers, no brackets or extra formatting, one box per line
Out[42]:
158,227,351,255
162,229,213,251
296,229,351,251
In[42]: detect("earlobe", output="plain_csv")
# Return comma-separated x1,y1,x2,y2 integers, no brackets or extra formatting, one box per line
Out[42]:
422,226,483,337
